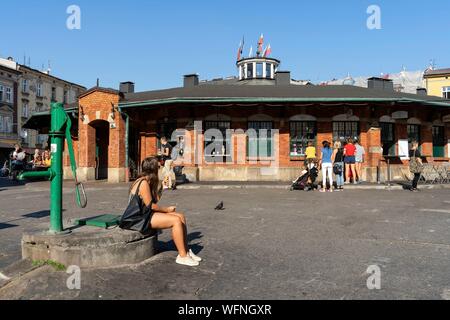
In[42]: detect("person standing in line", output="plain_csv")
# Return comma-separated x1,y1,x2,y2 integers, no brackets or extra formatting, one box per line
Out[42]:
355,140,366,184
160,136,176,190
409,141,423,192
333,141,345,191
344,138,357,184
319,141,334,193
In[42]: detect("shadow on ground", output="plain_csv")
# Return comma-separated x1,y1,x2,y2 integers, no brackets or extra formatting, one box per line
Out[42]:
157,231,204,255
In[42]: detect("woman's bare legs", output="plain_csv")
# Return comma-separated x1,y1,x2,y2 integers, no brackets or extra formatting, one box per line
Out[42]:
168,212,189,253
345,163,350,183
150,213,188,257
350,164,357,183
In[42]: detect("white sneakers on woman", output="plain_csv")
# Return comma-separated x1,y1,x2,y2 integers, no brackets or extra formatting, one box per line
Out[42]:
176,255,199,267
189,249,202,262
175,249,202,267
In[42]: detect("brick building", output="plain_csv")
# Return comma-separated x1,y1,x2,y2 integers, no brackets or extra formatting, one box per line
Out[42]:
25,55,450,183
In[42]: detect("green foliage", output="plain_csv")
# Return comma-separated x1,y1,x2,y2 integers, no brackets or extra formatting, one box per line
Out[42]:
32,259,67,271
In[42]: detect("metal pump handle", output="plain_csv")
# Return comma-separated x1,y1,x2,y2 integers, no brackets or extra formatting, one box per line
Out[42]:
65,116,87,209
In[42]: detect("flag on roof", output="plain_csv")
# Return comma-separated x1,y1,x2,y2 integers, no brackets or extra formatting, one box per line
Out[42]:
257,34,264,56
248,46,253,58
237,38,244,61
263,44,272,57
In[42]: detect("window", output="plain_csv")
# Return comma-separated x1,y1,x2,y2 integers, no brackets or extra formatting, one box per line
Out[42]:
248,121,273,158
290,121,317,156
204,121,231,163
333,121,360,142
265,63,272,79
0,85,3,101
2,116,13,133
51,87,56,101
380,122,396,156
36,103,43,113
0,115,3,132
256,63,263,78
37,135,48,146
247,63,253,78
63,90,68,104
407,124,421,150
5,87,12,103
22,79,28,93
432,126,445,157
37,83,43,97
22,102,29,118
442,86,450,99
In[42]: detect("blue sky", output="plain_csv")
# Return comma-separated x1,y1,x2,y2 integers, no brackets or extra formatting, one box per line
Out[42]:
1,0,449,91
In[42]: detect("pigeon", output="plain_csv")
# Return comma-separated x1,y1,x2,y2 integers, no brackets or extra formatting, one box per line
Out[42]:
215,201,225,211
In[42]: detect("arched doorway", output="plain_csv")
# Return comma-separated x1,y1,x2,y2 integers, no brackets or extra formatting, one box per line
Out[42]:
90,120,110,180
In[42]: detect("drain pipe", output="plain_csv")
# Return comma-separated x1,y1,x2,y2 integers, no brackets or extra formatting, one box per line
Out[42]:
118,106,130,182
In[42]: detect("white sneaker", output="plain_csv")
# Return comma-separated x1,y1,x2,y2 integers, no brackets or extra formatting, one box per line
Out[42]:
189,249,202,262
176,255,199,267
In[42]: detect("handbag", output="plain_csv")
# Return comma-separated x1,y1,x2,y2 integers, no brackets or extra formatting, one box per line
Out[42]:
119,180,154,234
333,163,343,175
409,151,423,174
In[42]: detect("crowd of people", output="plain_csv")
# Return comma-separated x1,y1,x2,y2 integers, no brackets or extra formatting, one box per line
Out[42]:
304,138,366,192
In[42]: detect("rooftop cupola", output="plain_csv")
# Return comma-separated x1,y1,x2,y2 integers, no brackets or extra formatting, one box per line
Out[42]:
235,34,280,81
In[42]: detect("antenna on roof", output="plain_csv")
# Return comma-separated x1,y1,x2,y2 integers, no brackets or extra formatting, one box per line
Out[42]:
96,78,100,87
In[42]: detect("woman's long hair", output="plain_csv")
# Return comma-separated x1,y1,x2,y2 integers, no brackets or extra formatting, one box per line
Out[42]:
134,157,160,202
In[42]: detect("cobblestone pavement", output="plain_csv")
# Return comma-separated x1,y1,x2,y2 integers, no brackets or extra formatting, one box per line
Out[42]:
0,178,449,300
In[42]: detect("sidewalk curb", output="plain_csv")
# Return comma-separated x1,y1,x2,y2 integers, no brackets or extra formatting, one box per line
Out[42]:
177,184,450,191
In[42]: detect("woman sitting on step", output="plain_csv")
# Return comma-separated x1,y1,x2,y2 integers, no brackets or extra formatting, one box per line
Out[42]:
129,157,202,267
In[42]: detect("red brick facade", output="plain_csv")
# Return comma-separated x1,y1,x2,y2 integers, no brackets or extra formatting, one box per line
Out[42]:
72,89,450,182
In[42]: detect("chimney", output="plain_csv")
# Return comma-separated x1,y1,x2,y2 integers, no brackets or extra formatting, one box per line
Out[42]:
275,71,291,86
184,74,199,87
367,77,394,91
416,87,427,96
120,81,135,94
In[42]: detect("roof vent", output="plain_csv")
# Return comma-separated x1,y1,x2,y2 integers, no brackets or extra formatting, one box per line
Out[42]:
416,87,427,96
367,77,394,91
120,81,135,94
184,74,199,87
275,71,291,86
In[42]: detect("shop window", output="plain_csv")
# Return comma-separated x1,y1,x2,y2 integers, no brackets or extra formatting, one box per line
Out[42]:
248,121,273,158
290,121,317,156
380,122,396,156
332,121,360,142
432,126,445,157
204,121,231,163
407,124,421,148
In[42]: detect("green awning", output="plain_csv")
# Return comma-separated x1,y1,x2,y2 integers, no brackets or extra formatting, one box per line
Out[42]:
22,108,78,134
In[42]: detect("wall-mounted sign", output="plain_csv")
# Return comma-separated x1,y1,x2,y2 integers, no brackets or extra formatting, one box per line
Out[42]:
392,111,408,120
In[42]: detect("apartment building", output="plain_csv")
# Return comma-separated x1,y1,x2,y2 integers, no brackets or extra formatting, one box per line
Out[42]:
0,58,20,162
16,63,86,149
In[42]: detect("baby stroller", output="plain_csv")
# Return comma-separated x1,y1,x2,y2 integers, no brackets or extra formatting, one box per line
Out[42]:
291,165,319,191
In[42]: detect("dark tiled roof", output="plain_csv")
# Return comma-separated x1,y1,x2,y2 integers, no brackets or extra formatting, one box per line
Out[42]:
424,68,450,77
120,84,450,105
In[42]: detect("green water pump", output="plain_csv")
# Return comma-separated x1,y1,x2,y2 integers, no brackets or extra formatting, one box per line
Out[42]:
19,102,87,234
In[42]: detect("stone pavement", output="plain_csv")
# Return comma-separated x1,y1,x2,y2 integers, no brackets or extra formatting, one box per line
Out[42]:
0,178,449,300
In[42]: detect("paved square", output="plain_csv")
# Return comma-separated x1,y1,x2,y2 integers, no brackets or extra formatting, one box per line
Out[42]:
0,178,449,300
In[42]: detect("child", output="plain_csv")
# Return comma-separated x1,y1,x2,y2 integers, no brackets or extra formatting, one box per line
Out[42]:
304,142,317,170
